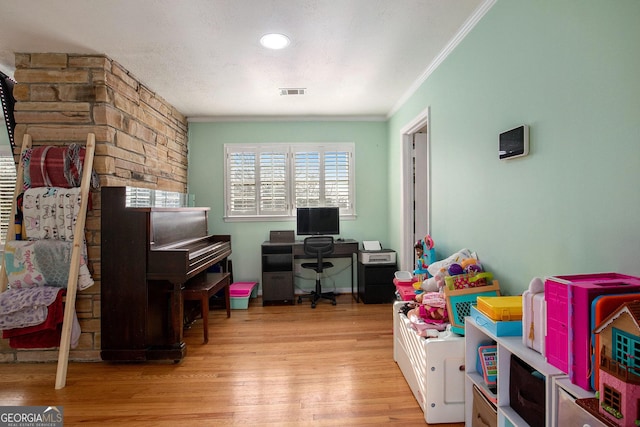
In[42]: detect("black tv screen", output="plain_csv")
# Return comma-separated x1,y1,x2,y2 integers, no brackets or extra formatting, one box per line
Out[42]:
296,207,340,236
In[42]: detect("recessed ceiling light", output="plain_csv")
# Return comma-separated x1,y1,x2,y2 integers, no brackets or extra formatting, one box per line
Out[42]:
260,33,290,50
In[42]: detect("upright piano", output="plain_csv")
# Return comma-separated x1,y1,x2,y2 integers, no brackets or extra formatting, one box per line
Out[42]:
100,186,231,361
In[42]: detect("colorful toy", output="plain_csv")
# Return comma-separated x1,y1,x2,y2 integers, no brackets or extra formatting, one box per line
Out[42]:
406,291,449,333
413,234,435,279
590,300,640,426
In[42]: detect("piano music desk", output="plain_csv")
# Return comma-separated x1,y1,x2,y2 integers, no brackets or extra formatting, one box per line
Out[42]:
182,272,231,343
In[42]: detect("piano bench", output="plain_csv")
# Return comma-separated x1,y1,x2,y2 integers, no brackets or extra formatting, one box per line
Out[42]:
183,272,231,344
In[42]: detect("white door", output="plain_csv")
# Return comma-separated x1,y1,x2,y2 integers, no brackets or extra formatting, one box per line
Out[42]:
413,131,428,245
400,108,430,272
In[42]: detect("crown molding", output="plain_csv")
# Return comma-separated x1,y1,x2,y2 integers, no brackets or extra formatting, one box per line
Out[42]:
387,0,497,118
188,114,387,123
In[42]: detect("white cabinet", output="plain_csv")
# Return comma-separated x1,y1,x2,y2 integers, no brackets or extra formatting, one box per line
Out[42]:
392,301,466,424
465,317,566,426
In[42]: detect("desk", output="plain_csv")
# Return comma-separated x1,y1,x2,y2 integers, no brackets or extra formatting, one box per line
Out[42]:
261,239,359,305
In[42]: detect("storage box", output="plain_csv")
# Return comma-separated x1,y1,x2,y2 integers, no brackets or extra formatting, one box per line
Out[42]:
392,301,466,424
472,384,497,427
395,284,417,301
544,272,640,389
269,230,294,243
444,281,501,335
509,354,545,427
229,281,258,309
476,295,522,321
445,272,493,290
393,271,419,301
469,305,522,337
394,271,414,284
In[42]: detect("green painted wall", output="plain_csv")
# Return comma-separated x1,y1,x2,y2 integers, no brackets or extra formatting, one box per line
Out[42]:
388,0,640,294
188,120,389,291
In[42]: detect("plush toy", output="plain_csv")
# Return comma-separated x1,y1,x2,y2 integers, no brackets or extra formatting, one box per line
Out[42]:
421,276,439,293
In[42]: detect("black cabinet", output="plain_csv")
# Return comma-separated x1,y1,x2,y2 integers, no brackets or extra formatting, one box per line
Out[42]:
357,262,396,304
261,243,295,305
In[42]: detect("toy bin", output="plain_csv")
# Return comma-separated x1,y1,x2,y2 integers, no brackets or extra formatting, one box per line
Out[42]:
509,354,545,427
229,281,259,309
544,272,640,390
472,384,497,427
445,272,493,290
394,271,419,301
444,281,500,335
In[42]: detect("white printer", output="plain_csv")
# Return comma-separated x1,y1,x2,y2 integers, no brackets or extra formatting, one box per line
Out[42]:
358,241,396,265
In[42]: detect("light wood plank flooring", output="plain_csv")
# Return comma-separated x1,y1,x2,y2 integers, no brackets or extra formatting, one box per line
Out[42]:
0,294,464,426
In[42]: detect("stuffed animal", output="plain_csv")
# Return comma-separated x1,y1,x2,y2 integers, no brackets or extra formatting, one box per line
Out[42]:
421,276,439,293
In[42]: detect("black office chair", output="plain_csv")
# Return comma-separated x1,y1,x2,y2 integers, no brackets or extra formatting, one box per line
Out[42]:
298,236,337,308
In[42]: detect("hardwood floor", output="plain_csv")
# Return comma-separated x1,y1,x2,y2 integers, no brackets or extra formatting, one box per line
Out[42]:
0,294,465,426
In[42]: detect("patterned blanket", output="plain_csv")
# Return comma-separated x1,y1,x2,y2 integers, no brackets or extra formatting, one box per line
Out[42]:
22,145,100,190
0,286,60,330
0,287,81,349
22,187,82,241
4,240,94,290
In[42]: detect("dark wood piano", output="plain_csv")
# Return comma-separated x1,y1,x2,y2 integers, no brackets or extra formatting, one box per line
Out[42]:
100,186,231,361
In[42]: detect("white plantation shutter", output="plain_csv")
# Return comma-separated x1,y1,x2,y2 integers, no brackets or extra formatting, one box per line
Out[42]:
259,151,287,213
323,150,351,209
294,151,320,207
0,153,16,244
224,143,354,219
227,150,257,215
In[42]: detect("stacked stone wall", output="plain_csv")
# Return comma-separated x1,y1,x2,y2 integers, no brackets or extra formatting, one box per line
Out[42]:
0,53,189,362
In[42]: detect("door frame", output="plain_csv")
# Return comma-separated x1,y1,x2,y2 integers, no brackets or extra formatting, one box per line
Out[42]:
399,107,430,271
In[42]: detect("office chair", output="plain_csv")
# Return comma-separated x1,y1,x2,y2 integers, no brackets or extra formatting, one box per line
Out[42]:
298,236,337,308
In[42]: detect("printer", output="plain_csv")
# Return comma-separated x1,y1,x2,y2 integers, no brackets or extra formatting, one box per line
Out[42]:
359,241,396,265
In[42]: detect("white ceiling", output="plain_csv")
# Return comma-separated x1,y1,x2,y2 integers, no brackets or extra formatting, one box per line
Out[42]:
0,0,487,120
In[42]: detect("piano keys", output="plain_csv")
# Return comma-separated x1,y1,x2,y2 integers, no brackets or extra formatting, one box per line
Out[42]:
100,186,231,362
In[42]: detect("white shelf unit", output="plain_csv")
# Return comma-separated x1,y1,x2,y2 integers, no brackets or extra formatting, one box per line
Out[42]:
551,377,602,427
465,317,566,426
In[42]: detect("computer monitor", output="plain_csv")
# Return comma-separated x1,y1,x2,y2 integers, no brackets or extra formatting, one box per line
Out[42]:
296,207,340,236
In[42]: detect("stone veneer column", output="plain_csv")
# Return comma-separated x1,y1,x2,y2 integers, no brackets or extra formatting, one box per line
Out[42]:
0,53,189,362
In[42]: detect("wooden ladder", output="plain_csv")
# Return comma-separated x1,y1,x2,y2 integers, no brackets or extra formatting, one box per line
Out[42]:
0,132,96,389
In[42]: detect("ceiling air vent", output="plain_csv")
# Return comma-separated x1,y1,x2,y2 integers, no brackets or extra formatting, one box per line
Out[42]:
279,88,306,96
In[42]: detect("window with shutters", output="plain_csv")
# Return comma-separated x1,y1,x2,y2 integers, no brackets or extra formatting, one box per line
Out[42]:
224,143,355,219
0,150,17,245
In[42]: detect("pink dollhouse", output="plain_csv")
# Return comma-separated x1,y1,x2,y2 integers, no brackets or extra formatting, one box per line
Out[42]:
592,300,640,427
